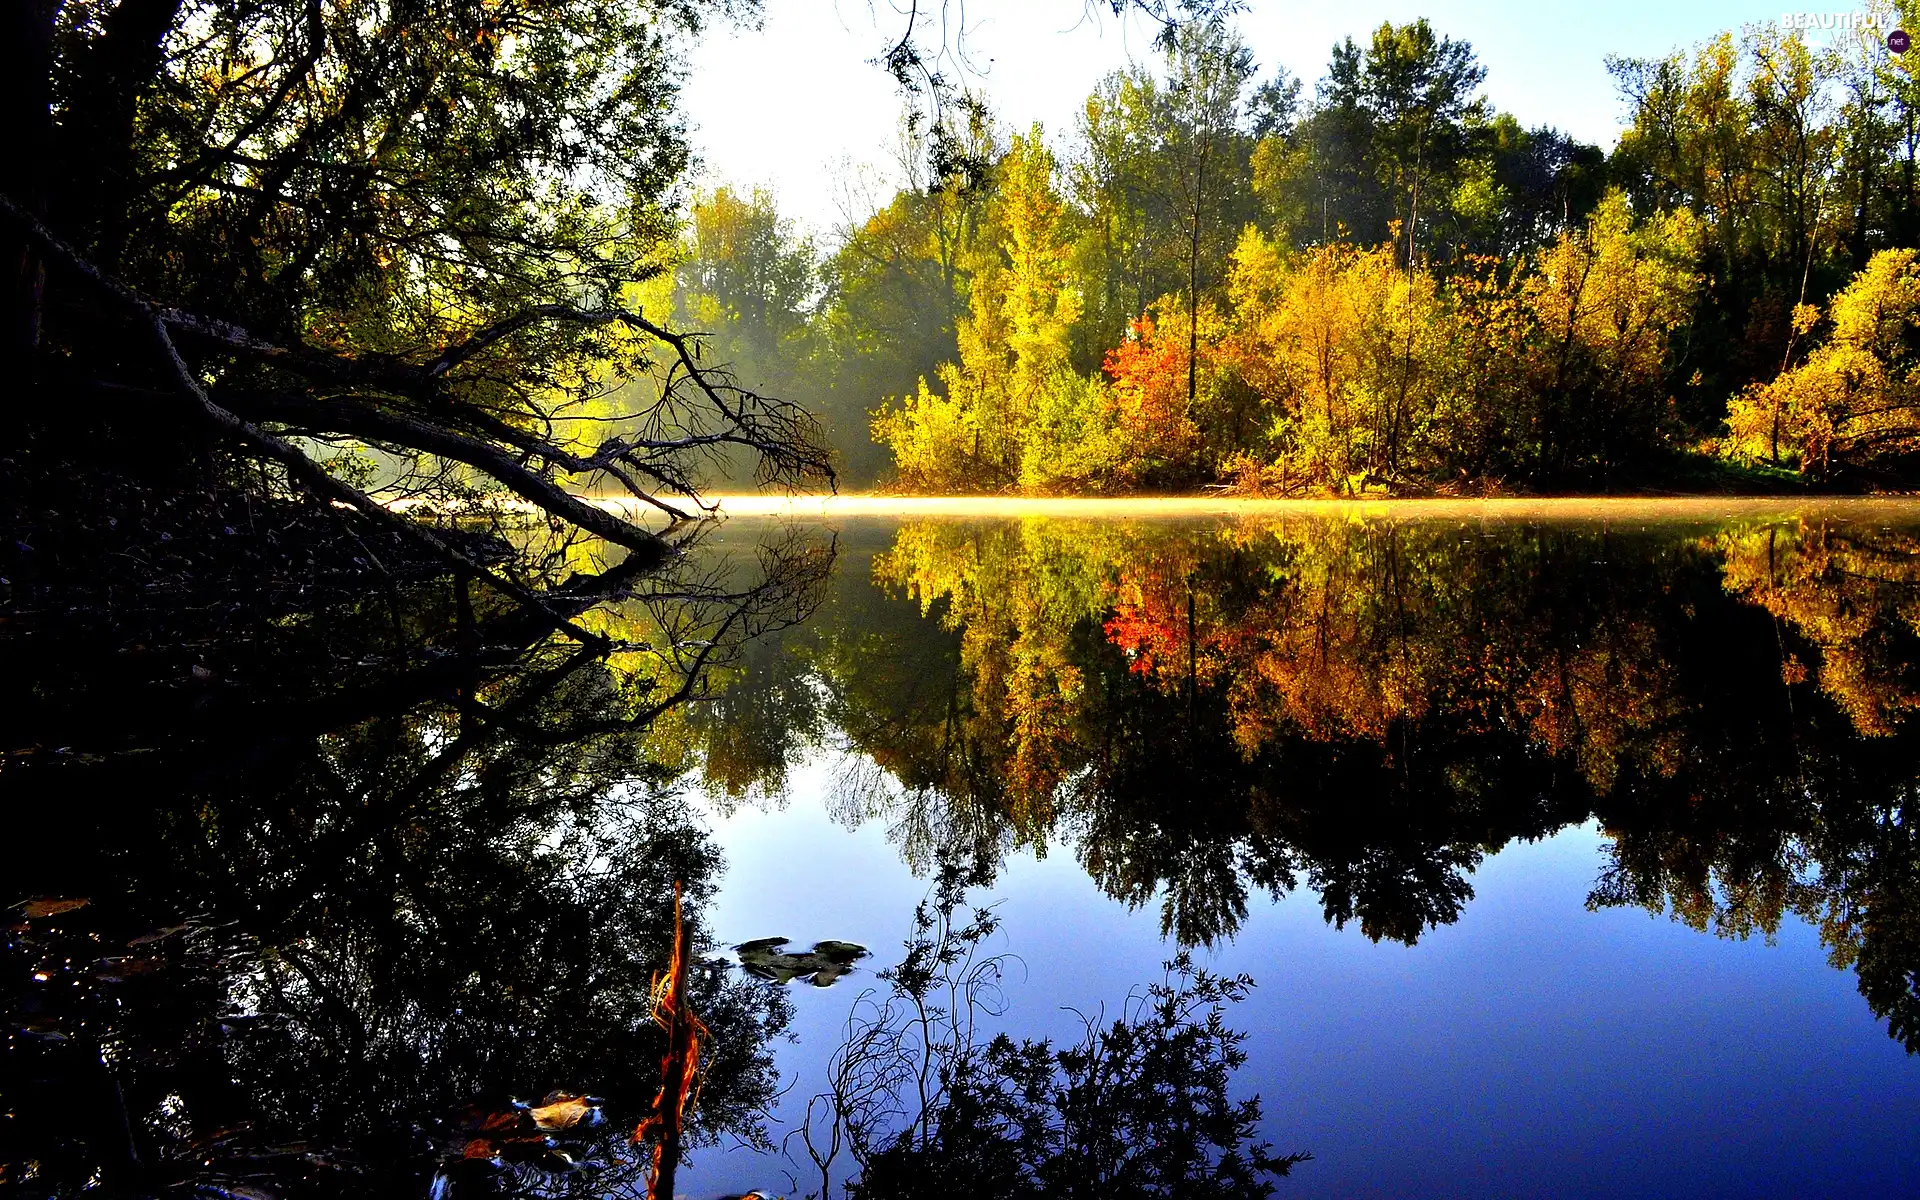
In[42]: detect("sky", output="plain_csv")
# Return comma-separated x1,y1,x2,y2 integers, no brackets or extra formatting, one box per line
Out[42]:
680,0,1852,235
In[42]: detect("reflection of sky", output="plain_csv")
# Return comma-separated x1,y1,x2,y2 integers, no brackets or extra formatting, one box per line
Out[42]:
683,749,1920,1199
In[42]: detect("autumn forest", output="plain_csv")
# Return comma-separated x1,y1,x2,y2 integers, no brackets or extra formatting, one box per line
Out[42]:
9,0,1920,1196
674,10,1920,494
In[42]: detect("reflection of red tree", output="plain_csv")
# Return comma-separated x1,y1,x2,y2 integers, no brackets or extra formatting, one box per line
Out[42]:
1104,555,1196,679
1102,605,1167,676
1103,533,1443,749
1102,554,1265,694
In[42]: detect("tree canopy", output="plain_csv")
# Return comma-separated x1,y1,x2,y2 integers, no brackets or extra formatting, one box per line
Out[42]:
5,0,832,609
660,8,1920,494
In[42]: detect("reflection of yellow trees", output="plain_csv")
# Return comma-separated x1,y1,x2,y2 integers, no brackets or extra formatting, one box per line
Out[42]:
868,517,1920,835
1101,519,1458,745
730,514,1920,1041
1719,522,1920,736
1514,619,1687,795
695,514,1920,1042
1224,523,1450,747
866,514,1919,862
877,520,1135,836
875,516,1710,802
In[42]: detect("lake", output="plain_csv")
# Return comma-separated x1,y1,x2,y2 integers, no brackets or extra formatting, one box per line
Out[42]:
7,502,1920,1198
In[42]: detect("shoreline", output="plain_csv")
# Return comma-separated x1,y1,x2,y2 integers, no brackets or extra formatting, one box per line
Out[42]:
598,493,1920,522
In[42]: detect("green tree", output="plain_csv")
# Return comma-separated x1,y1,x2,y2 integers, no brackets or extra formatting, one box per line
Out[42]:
1072,67,1170,365
1354,19,1489,264
675,185,826,484
1160,18,1258,413
6,0,828,580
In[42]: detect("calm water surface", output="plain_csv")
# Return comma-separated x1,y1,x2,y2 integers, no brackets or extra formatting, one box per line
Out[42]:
8,505,1920,1197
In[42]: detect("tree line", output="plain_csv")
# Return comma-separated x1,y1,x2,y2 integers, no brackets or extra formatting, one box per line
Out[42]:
673,9,1920,493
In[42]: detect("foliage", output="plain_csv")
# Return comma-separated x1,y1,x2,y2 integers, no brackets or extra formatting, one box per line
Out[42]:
7,0,830,592
1507,194,1703,480
872,128,1118,492
685,508,1920,1045
1606,9,1915,415
843,14,1776,493
836,9,1920,493
1725,248,1920,477
1104,312,1207,482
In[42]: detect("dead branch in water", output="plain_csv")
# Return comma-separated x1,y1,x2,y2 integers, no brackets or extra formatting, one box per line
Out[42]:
637,881,708,1200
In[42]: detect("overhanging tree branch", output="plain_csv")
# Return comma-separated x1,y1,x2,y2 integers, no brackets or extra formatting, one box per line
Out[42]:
0,189,618,644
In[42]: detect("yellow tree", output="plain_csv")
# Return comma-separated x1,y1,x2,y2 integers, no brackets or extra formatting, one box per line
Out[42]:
874,126,1111,491
1516,191,1701,479
1224,237,1411,492
1725,248,1920,477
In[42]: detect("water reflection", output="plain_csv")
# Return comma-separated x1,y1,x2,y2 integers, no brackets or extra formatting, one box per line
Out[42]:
8,507,1920,1198
783,862,1307,1200
3,533,831,1196
686,514,1920,1053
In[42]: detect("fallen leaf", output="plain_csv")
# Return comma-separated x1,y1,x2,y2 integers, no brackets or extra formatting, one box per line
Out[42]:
19,897,90,918
528,1095,600,1131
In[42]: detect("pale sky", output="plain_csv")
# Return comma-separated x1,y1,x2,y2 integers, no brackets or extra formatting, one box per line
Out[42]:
681,0,1866,234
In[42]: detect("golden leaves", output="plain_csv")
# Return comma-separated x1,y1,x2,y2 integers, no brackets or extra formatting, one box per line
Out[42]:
1725,249,1920,473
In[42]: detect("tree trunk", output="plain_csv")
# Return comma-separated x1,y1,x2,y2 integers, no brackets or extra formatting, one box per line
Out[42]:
1187,148,1205,422
54,0,186,272
1,0,60,355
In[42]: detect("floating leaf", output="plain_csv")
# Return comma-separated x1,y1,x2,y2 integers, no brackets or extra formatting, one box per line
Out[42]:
527,1094,602,1131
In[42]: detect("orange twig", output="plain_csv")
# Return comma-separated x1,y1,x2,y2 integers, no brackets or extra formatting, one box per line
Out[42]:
636,882,707,1200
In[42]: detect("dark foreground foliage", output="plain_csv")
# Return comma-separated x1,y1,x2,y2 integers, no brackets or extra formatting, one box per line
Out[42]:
1,515,835,1198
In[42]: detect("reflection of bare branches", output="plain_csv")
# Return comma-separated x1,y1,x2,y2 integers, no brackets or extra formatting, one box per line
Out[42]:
385,527,839,816
826,758,1010,881
783,867,1304,1198
787,863,1011,1200
825,754,907,830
